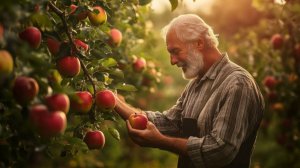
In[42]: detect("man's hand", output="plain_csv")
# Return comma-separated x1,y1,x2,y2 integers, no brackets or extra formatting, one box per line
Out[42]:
126,120,163,148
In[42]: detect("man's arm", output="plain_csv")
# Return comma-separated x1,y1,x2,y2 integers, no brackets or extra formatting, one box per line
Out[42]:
114,95,144,120
126,120,188,156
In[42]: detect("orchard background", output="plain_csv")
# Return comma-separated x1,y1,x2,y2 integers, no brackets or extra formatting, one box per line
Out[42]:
0,0,299,167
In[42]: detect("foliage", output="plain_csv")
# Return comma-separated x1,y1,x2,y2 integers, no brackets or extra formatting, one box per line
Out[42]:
0,0,164,167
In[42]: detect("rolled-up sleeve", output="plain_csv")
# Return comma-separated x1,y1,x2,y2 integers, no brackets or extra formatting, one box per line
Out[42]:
186,81,261,167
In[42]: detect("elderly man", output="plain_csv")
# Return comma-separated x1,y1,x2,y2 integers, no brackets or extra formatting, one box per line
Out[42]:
114,14,265,168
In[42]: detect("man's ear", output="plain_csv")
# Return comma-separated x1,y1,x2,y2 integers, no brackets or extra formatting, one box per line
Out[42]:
196,38,205,51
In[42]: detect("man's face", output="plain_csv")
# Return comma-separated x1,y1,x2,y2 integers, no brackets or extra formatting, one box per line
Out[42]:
166,30,204,79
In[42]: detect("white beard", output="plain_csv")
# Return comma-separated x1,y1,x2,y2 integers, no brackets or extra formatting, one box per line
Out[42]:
181,49,204,80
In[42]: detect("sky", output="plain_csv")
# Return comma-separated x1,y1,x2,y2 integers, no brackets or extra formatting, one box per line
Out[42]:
150,0,215,14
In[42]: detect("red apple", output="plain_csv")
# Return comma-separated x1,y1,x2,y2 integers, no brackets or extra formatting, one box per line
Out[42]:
0,50,13,80
133,57,146,72
29,104,48,127
0,24,4,40
38,110,67,138
109,28,122,47
83,130,105,149
95,90,116,110
74,39,89,52
45,93,70,114
19,26,42,49
56,56,81,77
70,4,88,21
88,6,107,26
47,37,61,55
70,91,93,113
129,113,148,130
12,76,39,105
263,76,277,89
271,34,283,50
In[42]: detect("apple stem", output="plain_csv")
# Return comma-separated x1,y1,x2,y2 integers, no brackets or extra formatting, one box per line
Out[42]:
48,2,96,97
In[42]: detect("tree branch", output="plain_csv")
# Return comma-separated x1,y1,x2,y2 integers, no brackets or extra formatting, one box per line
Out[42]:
48,1,96,97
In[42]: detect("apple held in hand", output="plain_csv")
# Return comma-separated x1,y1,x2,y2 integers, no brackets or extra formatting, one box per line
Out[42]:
95,90,116,110
129,113,148,130
19,26,42,49
271,34,283,50
70,91,93,113
45,93,70,114
13,76,39,105
47,37,61,55
88,6,107,26
56,56,81,77
84,130,105,149
0,50,13,79
133,57,146,72
109,28,122,47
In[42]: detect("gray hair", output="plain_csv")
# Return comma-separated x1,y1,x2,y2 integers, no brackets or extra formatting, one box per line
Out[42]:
162,14,219,48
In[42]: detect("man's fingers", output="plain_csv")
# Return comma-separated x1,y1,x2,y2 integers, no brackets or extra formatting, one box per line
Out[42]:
126,120,142,135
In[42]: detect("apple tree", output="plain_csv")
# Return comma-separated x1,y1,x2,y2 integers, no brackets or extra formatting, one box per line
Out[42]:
0,0,162,166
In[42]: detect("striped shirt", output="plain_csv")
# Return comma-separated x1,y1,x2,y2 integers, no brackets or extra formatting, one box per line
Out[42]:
145,53,265,168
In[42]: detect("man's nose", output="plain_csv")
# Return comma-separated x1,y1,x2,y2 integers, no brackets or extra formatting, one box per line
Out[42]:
170,55,178,65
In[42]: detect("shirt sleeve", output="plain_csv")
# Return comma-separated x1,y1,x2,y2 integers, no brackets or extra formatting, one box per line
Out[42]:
145,81,193,136
186,80,263,167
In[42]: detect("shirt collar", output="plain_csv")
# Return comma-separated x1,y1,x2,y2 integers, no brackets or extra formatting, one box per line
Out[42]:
197,52,229,81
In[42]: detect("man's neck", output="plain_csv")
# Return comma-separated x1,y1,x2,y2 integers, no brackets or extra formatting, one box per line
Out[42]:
198,47,222,78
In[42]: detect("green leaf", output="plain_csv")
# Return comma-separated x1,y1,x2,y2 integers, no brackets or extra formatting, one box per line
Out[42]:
139,0,152,6
108,127,120,141
100,58,117,68
169,0,178,11
115,83,137,92
109,69,124,78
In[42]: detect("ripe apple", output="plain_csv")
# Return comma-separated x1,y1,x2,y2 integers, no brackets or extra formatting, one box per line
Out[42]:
263,75,277,89
29,104,48,127
74,39,89,52
56,56,81,77
47,37,61,55
45,93,70,114
129,113,148,130
271,34,283,50
133,57,146,72
70,4,88,21
95,90,116,110
0,24,3,40
88,6,107,26
70,91,93,113
38,110,67,138
83,130,105,149
12,76,39,105
19,26,42,49
0,50,13,79
109,28,122,47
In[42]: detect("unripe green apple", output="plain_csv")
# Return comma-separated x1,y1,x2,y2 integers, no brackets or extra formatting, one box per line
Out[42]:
109,28,122,47
12,76,39,105
0,50,13,80
47,37,61,55
70,4,88,21
70,91,93,113
45,93,70,114
83,130,105,149
56,56,81,77
88,6,107,26
19,26,42,49
133,57,146,72
129,113,148,130
95,90,116,110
